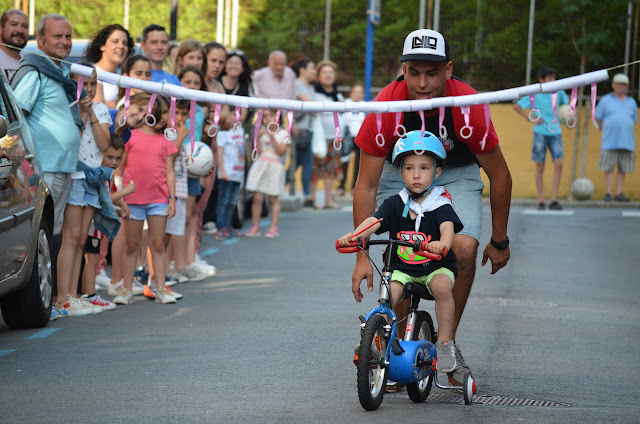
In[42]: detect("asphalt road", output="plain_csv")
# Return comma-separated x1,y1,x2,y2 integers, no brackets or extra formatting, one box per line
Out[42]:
1,204,639,423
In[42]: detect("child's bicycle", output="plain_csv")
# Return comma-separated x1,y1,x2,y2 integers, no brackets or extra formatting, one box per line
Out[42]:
336,236,477,410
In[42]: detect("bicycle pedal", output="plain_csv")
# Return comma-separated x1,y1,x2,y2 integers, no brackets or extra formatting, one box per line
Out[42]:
353,353,359,366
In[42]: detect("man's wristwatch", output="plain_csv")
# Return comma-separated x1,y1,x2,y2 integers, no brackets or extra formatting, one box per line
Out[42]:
490,236,509,250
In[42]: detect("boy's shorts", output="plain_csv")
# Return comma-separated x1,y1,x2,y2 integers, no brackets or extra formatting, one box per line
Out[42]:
532,133,563,163
165,198,186,235
84,235,101,254
128,203,168,221
67,177,101,209
187,177,203,196
598,149,635,173
391,268,455,298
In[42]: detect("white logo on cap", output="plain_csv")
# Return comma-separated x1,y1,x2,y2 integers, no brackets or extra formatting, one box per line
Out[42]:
411,36,438,50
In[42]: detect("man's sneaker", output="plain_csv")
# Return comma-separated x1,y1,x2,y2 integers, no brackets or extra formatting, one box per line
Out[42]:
95,270,112,290
181,263,208,281
63,294,102,316
447,344,473,386
604,193,613,202
134,267,149,285
113,288,134,305
615,193,631,202
50,304,68,320
215,229,229,240
108,279,125,296
202,221,218,235
435,340,457,373
165,287,183,300
155,287,176,304
167,269,189,284
87,294,116,311
549,200,562,210
228,228,243,238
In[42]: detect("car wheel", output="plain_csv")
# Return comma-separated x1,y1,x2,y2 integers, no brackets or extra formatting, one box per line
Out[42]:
1,217,53,328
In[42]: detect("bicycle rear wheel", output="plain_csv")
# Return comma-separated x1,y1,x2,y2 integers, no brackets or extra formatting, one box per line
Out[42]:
406,311,435,403
357,314,388,411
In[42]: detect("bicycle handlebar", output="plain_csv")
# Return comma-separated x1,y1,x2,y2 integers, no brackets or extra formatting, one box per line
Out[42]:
335,237,447,260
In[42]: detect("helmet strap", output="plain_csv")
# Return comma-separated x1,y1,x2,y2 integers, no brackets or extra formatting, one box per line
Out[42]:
401,166,438,218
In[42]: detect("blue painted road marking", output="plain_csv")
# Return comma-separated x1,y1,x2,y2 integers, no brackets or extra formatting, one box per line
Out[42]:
199,247,220,257
27,328,62,339
0,349,17,358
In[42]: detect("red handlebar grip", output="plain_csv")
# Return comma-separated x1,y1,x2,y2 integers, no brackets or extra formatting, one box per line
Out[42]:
335,239,358,253
415,242,447,261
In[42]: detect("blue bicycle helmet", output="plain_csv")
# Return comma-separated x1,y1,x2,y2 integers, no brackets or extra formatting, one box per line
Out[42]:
392,131,447,217
392,130,446,167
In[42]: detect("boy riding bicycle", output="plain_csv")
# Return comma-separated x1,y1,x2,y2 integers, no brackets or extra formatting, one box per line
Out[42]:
338,130,463,372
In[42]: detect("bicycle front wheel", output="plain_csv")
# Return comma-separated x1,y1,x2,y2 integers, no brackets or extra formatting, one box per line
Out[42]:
357,314,388,411
406,311,435,403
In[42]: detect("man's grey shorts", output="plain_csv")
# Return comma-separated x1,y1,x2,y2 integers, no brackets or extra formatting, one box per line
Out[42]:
598,149,635,174
42,172,72,235
378,161,484,242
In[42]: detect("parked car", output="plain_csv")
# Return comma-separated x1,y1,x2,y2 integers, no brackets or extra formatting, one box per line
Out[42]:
0,71,54,329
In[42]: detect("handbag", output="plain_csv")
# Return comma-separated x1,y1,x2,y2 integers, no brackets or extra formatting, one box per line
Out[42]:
311,115,327,159
296,129,312,151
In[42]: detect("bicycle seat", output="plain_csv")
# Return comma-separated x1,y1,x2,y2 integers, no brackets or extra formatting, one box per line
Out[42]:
404,282,434,301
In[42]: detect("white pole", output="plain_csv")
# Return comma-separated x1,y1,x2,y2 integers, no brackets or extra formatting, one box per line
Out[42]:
525,0,535,86
625,2,632,75
28,0,35,35
324,0,332,61
433,0,440,31
124,0,130,30
216,0,224,43
419,0,426,29
231,0,239,48
224,0,232,46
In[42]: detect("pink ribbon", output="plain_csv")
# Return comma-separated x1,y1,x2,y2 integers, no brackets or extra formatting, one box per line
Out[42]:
145,93,158,126
332,112,342,150
207,103,221,137
276,109,282,125
233,106,241,131
189,100,196,152
480,104,491,151
286,110,294,139
170,96,176,130
590,83,598,129
459,105,472,139
528,94,540,121
416,110,425,154
73,76,84,106
438,107,447,139
566,87,578,128
252,108,264,161
119,87,131,127
548,92,559,132
394,112,405,137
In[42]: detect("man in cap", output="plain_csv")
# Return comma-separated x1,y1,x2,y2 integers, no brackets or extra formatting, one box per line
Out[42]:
595,73,637,202
351,29,512,386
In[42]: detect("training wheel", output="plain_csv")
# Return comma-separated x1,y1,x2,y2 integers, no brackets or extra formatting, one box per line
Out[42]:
463,372,476,405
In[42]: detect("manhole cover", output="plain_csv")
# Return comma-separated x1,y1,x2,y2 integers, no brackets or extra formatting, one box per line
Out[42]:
426,393,569,407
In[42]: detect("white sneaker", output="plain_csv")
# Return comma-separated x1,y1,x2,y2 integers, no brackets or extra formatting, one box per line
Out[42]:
195,255,216,277
86,294,117,311
165,286,183,300
155,287,176,304
108,279,125,296
65,294,102,316
167,269,189,284
113,288,134,305
132,280,145,295
95,270,112,290
202,222,218,235
181,263,208,281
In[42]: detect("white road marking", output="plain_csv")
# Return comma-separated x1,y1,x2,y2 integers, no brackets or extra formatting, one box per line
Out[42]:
522,209,574,216
622,211,640,217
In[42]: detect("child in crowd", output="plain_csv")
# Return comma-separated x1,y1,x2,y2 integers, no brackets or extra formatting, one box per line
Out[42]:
338,82,365,195
81,135,135,310
337,131,463,373
51,67,112,320
215,113,246,239
172,39,206,76
176,68,215,278
104,93,150,299
117,96,178,305
245,109,289,238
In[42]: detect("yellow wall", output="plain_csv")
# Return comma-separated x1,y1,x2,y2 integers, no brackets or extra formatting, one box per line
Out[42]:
484,104,640,200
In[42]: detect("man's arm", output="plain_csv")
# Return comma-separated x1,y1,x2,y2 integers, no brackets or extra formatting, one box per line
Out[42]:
351,150,385,301
476,145,511,274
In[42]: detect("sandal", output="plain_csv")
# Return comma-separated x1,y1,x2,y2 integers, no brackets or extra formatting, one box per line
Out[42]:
246,226,261,237
264,227,280,238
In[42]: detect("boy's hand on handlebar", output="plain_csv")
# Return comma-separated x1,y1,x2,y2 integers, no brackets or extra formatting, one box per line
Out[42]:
338,232,356,246
426,241,447,254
